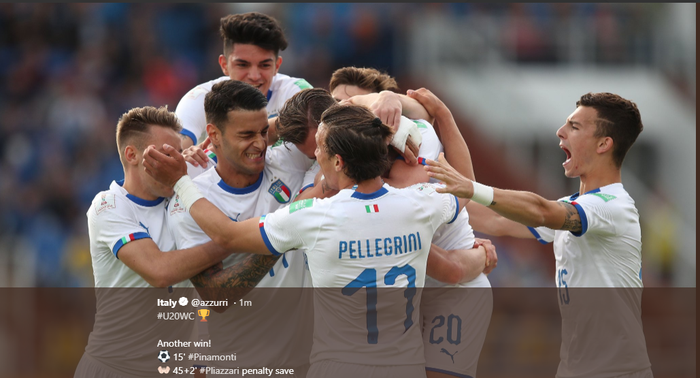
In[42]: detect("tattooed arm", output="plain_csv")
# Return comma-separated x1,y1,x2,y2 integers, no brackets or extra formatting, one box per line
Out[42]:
190,254,280,313
478,188,583,232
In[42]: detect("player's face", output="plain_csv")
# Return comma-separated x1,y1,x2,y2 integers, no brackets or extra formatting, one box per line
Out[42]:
556,106,603,178
217,109,269,179
331,84,372,101
296,127,318,159
219,44,282,96
314,122,338,188
141,126,183,198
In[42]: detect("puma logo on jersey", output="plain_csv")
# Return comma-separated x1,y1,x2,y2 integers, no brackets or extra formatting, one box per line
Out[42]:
139,222,150,236
440,348,458,363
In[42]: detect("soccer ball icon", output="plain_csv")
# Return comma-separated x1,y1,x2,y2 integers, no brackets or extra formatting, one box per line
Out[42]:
157,350,170,363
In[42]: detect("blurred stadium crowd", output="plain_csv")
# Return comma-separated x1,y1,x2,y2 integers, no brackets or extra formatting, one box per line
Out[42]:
0,3,693,287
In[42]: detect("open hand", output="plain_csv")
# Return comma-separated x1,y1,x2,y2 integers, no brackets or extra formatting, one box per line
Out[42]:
143,144,188,188
407,88,450,119
425,153,474,198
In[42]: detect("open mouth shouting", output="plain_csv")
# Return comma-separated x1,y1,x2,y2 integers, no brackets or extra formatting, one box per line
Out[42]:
560,145,572,168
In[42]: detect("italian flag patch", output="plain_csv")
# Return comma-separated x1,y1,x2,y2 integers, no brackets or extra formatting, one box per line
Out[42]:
365,204,379,213
258,215,266,228
121,234,137,244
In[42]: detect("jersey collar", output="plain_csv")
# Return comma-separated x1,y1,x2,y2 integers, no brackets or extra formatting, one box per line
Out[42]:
115,180,165,207
266,89,272,101
569,187,601,201
350,185,389,200
217,172,264,195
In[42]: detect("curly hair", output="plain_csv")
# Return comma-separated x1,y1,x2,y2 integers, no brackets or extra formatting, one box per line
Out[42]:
220,12,288,56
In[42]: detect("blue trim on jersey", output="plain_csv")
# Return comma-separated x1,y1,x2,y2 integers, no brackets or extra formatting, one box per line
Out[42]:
299,183,314,194
217,172,263,195
570,202,588,237
114,180,166,207
259,224,282,256
528,226,550,244
425,367,473,378
112,232,151,258
266,89,272,101
447,195,460,224
351,187,389,200
209,153,218,164
569,187,601,201
180,129,197,145
125,194,165,207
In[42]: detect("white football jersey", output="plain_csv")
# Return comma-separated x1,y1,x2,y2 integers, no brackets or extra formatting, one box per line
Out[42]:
176,73,312,145
170,142,313,286
528,183,650,377
168,142,314,370
260,183,459,367
528,183,643,288
412,118,490,289
87,180,190,288
83,180,194,377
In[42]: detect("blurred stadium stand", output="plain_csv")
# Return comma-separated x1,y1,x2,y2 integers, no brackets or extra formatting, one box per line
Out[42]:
0,3,694,287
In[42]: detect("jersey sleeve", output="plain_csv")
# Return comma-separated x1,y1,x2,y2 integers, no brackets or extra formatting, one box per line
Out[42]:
258,199,315,255
433,209,476,250
279,78,312,102
175,86,209,145
88,193,152,259
266,141,314,174
166,195,212,249
567,193,619,237
528,226,555,244
414,183,460,231
414,119,443,161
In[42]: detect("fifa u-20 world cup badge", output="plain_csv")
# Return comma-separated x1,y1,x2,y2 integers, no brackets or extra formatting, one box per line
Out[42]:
268,179,291,204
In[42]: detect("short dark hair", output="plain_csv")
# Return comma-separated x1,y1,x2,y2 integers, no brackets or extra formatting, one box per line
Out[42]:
277,88,337,146
320,104,394,183
204,80,268,134
116,106,181,162
329,67,399,95
576,92,643,168
220,12,288,56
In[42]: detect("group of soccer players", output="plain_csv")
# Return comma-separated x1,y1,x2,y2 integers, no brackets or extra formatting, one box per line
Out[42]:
79,11,653,378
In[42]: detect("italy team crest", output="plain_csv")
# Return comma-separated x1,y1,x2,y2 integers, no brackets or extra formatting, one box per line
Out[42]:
268,179,291,204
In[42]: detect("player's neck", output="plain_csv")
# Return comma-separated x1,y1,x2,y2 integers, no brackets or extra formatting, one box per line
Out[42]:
215,163,261,189
122,173,159,201
578,166,621,194
353,177,385,194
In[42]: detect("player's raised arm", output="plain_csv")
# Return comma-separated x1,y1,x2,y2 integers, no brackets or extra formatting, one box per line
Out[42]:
426,154,581,232
143,143,273,253
408,87,475,182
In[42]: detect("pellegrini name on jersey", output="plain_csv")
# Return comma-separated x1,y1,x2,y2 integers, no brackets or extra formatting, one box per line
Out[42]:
338,232,423,260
